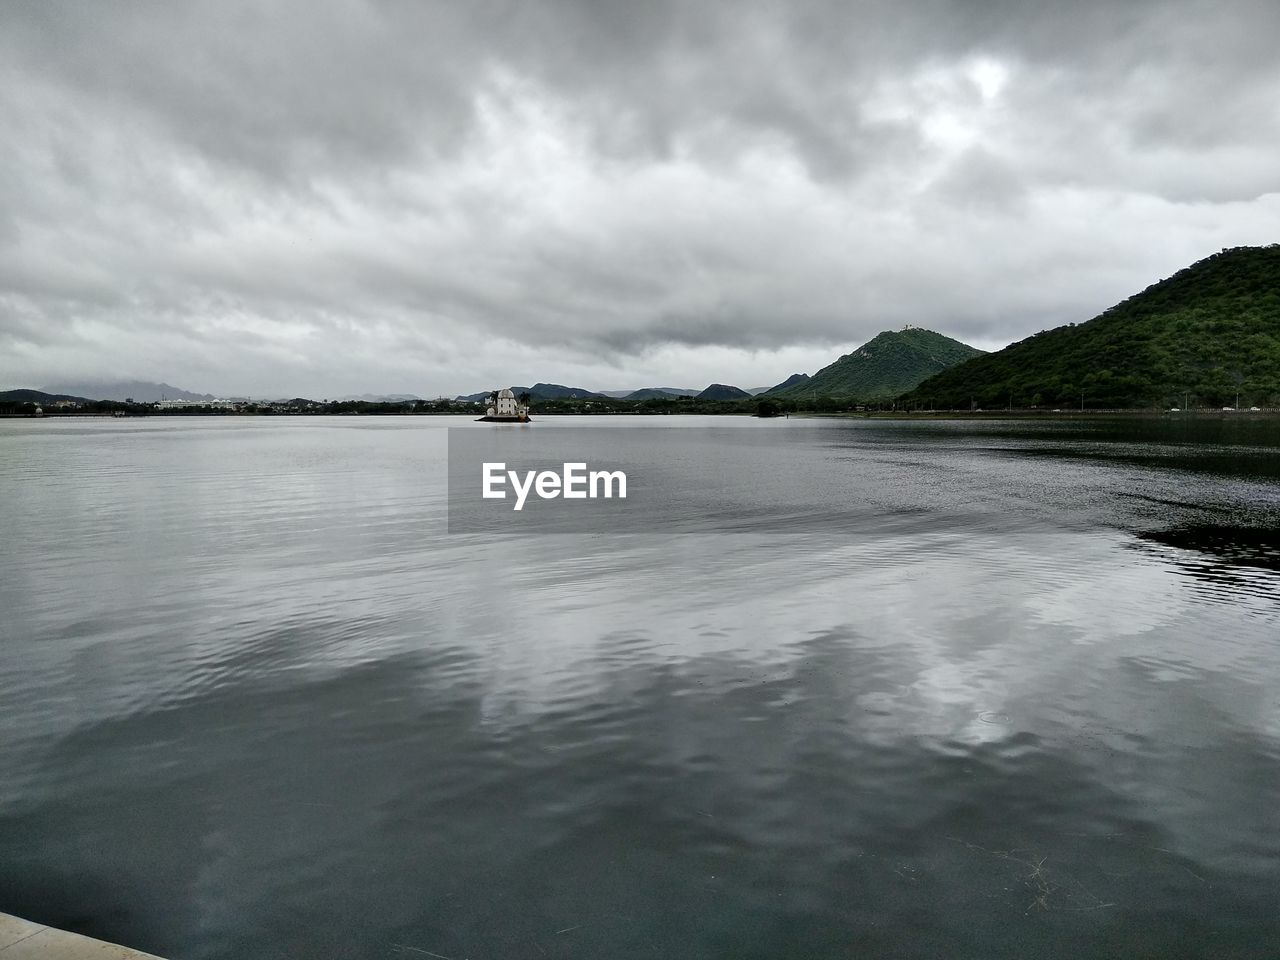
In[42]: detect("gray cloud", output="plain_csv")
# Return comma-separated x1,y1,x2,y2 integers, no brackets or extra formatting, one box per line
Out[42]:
1,0,1278,395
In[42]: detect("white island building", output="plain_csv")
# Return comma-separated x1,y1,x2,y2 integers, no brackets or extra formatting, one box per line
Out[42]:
479,388,531,423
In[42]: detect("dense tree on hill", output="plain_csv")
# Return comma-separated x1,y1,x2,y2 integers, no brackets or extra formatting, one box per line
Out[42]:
762,373,810,395
696,384,752,400
770,328,983,400
902,246,1280,409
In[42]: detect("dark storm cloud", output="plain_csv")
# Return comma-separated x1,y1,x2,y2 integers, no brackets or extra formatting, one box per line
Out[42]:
1,0,1278,394
11,0,1269,182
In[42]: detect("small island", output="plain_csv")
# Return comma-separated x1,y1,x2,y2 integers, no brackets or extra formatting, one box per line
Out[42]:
478,388,531,423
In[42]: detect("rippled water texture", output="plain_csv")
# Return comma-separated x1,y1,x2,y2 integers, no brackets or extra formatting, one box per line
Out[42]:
2,415,1278,959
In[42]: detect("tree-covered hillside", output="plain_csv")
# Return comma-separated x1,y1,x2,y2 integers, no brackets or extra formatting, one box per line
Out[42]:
772,328,984,400
903,246,1280,409
763,373,810,394
696,383,752,400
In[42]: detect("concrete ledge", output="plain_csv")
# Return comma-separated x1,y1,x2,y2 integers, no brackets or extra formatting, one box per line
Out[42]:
0,913,163,959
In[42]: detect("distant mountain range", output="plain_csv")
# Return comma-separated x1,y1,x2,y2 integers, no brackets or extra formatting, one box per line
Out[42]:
454,383,608,402
27,347,984,409
770,328,984,400
336,393,423,402
41,380,215,402
455,383,762,402
903,245,1280,409
622,387,701,400
600,388,700,398
27,247,1280,413
19,330,978,411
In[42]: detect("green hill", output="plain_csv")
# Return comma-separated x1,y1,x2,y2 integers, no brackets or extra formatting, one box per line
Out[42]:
773,328,984,400
697,383,752,401
902,245,1280,410
763,373,810,395
527,383,606,400
0,389,91,404
624,387,699,400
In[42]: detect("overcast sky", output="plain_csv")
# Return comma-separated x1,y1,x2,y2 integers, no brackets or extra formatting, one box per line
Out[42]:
2,0,1278,397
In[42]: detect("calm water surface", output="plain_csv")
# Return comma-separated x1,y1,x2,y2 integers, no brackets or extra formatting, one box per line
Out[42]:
1,415,1278,959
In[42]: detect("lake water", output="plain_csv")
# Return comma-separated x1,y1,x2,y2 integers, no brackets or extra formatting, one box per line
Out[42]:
2,415,1278,959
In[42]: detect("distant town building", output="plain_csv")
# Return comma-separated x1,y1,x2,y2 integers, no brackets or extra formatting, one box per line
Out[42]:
154,399,239,410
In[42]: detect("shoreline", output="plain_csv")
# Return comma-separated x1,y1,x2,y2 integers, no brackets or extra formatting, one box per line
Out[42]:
3,408,1279,421
0,912,164,959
